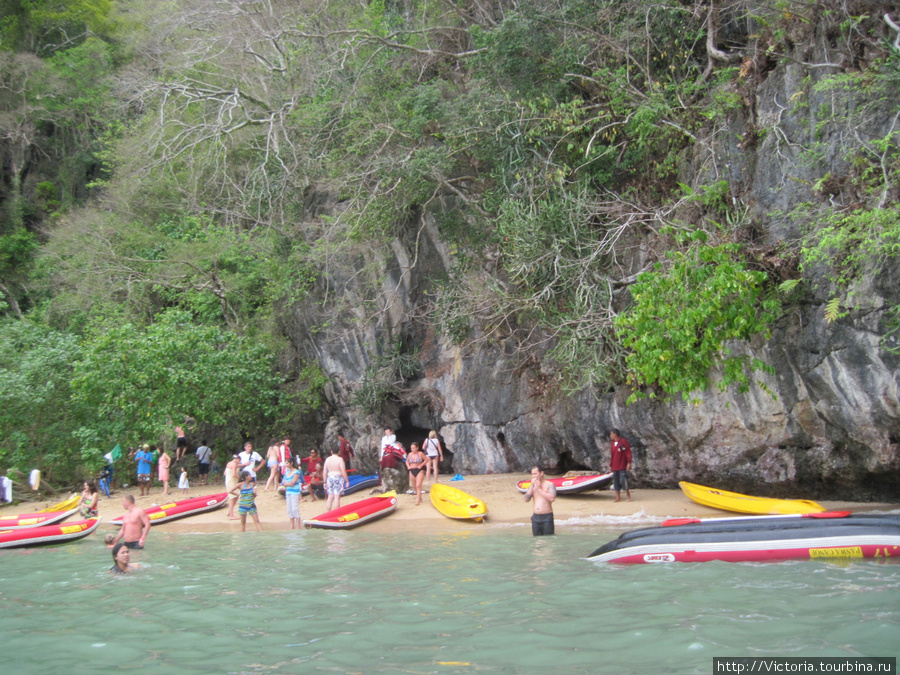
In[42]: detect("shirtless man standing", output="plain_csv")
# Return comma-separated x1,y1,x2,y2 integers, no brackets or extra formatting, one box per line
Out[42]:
112,495,151,549
322,448,349,511
524,466,557,536
175,425,188,461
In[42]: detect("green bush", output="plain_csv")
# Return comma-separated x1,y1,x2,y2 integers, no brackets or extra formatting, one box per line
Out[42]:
616,244,780,402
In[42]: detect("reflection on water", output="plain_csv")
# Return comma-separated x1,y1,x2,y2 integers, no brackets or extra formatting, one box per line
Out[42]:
1,526,899,674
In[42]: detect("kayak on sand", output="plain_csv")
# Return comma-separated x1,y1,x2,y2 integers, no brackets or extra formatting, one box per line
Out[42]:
0,507,78,529
304,491,397,529
679,481,826,515
516,472,614,495
0,517,102,549
107,492,228,526
430,483,487,522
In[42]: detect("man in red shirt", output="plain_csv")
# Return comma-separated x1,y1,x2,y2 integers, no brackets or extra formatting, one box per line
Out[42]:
609,428,633,502
338,433,355,471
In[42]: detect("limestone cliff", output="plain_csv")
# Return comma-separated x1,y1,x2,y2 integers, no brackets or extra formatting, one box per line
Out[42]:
282,18,900,502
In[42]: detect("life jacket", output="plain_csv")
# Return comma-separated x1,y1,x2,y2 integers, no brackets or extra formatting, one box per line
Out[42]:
380,443,406,469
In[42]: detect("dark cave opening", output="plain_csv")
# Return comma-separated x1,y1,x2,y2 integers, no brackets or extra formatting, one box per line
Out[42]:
397,408,453,473
556,450,590,475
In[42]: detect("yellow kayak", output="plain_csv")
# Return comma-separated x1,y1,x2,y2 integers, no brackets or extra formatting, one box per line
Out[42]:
38,494,80,513
430,483,487,522
679,481,826,515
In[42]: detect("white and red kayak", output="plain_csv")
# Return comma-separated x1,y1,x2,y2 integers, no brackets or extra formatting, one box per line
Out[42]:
0,507,78,530
0,517,102,549
107,492,228,526
516,472,614,495
304,491,398,529
586,512,900,564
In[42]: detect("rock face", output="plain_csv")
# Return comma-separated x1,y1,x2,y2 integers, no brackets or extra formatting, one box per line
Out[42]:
380,466,409,494
282,46,900,502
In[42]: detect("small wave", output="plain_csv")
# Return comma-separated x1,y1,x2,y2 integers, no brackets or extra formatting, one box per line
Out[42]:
558,508,668,527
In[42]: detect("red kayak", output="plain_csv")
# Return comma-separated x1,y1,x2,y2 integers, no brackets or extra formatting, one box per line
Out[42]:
516,472,614,495
0,507,79,529
107,492,228,526
304,491,398,529
0,517,102,549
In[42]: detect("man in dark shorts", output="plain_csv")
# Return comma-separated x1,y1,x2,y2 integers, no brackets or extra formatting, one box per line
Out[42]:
134,444,154,496
524,466,557,536
112,494,151,549
175,425,189,461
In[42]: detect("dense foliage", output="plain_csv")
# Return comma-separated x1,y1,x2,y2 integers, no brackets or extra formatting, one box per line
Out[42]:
616,243,779,402
0,0,897,486
70,310,292,464
0,320,83,483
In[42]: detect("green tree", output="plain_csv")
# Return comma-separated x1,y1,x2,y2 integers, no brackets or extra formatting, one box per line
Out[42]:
0,320,84,483
70,309,293,457
0,0,116,56
615,244,780,402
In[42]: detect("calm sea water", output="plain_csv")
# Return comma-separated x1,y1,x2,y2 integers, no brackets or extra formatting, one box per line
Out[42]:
2,516,899,675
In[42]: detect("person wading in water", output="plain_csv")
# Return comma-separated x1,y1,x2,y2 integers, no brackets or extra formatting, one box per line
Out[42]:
524,466,557,536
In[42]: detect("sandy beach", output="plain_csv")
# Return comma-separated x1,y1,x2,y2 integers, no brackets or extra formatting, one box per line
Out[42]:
9,472,899,536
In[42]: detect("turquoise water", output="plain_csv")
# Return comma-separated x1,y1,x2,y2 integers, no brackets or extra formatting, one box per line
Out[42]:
2,520,899,674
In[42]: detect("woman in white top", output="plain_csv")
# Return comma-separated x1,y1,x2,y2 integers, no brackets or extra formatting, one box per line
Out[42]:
423,430,444,484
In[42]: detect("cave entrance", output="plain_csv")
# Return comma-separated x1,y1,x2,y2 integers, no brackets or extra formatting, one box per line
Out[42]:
557,450,590,475
397,407,453,474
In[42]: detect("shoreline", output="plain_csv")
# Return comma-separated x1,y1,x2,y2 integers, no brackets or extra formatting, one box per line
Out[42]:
7,473,899,536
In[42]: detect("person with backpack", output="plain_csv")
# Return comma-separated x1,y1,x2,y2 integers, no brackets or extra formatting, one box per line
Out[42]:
195,441,212,485
423,430,444,485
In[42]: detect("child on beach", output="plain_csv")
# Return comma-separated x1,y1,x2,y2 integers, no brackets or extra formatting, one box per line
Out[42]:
178,466,189,494
230,471,262,532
